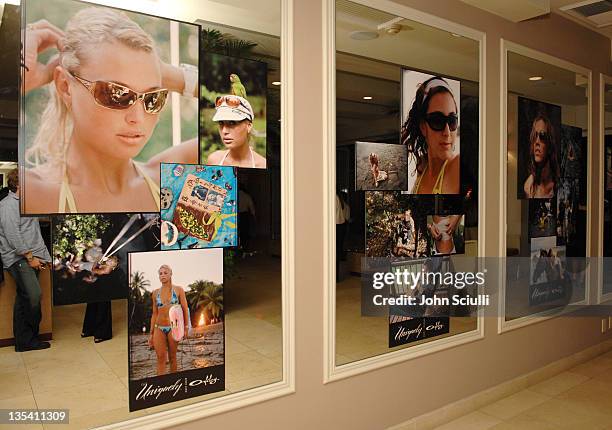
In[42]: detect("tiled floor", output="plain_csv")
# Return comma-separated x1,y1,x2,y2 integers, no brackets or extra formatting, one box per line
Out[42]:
0,252,282,429
428,350,612,430
5,260,610,430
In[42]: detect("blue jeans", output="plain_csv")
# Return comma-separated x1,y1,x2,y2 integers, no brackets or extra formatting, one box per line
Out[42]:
8,259,42,348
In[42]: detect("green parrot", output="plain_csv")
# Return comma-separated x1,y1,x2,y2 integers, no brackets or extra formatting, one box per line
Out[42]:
229,74,247,98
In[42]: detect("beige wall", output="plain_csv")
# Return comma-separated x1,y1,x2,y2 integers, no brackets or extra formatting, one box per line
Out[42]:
178,1,612,429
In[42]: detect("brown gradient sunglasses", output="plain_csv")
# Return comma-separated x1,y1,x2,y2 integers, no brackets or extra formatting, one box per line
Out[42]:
69,71,168,114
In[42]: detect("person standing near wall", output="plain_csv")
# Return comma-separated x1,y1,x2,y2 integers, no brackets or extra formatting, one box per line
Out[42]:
0,169,52,351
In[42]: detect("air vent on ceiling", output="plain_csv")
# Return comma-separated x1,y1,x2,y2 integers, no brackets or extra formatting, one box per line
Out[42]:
560,0,612,28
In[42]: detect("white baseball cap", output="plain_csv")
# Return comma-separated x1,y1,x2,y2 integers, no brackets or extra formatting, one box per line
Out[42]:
212,95,254,122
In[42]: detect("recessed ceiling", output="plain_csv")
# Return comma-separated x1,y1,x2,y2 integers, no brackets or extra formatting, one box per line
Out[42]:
459,0,551,22
454,0,612,43
558,0,612,28
336,0,480,82
551,0,612,38
508,51,588,106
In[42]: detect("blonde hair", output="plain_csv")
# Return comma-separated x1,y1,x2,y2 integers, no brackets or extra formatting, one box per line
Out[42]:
158,264,172,275
26,7,156,167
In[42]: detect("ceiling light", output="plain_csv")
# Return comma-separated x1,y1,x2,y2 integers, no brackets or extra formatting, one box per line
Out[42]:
385,23,402,35
363,96,373,100
529,76,543,81
349,31,379,41
272,81,281,86
451,33,461,37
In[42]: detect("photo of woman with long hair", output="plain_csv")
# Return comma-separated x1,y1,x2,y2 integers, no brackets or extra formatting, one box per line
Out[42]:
523,114,559,198
148,264,189,376
21,2,199,214
517,97,561,199
401,72,460,194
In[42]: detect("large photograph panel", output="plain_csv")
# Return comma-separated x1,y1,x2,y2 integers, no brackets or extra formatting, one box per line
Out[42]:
200,52,267,169
401,70,460,195
517,97,561,199
52,213,160,305
21,0,199,214
128,248,225,411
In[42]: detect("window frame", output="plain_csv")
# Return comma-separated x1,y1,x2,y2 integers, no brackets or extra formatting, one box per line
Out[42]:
598,73,612,305
98,0,296,427
497,39,593,333
323,0,487,383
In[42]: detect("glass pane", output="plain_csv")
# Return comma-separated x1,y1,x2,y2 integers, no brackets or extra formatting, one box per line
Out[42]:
602,79,612,296
335,0,480,366
2,0,283,426
505,52,589,320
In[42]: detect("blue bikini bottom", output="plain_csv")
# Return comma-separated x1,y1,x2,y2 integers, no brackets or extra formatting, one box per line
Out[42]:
155,324,172,334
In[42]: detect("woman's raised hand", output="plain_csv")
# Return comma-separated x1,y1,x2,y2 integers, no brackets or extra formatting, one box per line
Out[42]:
428,223,442,241
23,20,65,93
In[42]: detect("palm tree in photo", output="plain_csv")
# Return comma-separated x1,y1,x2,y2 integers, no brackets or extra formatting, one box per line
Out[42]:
129,271,151,333
187,280,224,326
201,28,258,58
130,271,150,302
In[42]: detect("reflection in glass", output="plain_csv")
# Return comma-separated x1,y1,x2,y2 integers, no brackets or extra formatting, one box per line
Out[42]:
505,52,589,320
334,0,479,366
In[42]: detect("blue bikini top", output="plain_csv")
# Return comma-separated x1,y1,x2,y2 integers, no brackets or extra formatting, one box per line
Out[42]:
156,288,179,308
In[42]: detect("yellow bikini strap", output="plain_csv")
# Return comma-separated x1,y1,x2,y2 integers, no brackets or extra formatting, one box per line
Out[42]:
432,159,449,194
58,164,78,213
134,162,161,211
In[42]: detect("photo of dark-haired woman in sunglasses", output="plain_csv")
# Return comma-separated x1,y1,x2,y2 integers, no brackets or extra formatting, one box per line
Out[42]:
523,113,559,199
21,4,200,214
401,74,460,195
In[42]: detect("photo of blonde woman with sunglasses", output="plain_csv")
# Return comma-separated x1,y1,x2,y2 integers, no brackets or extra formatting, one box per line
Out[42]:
401,71,461,195
21,1,200,214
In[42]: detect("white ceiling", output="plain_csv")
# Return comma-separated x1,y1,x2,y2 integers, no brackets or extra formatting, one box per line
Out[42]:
458,0,612,39
336,0,480,82
459,0,551,22
551,0,612,38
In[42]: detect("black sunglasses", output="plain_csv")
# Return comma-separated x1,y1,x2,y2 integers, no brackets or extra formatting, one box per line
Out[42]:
425,112,458,132
534,130,549,142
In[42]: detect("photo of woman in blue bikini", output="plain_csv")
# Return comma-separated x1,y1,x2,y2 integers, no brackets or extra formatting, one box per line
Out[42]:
149,264,189,376
128,249,224,383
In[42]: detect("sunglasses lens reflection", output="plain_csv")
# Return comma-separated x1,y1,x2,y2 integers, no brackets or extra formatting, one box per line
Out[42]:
94,82,135,109
143,90,168,114
216,95,242,108
94,82,167,113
